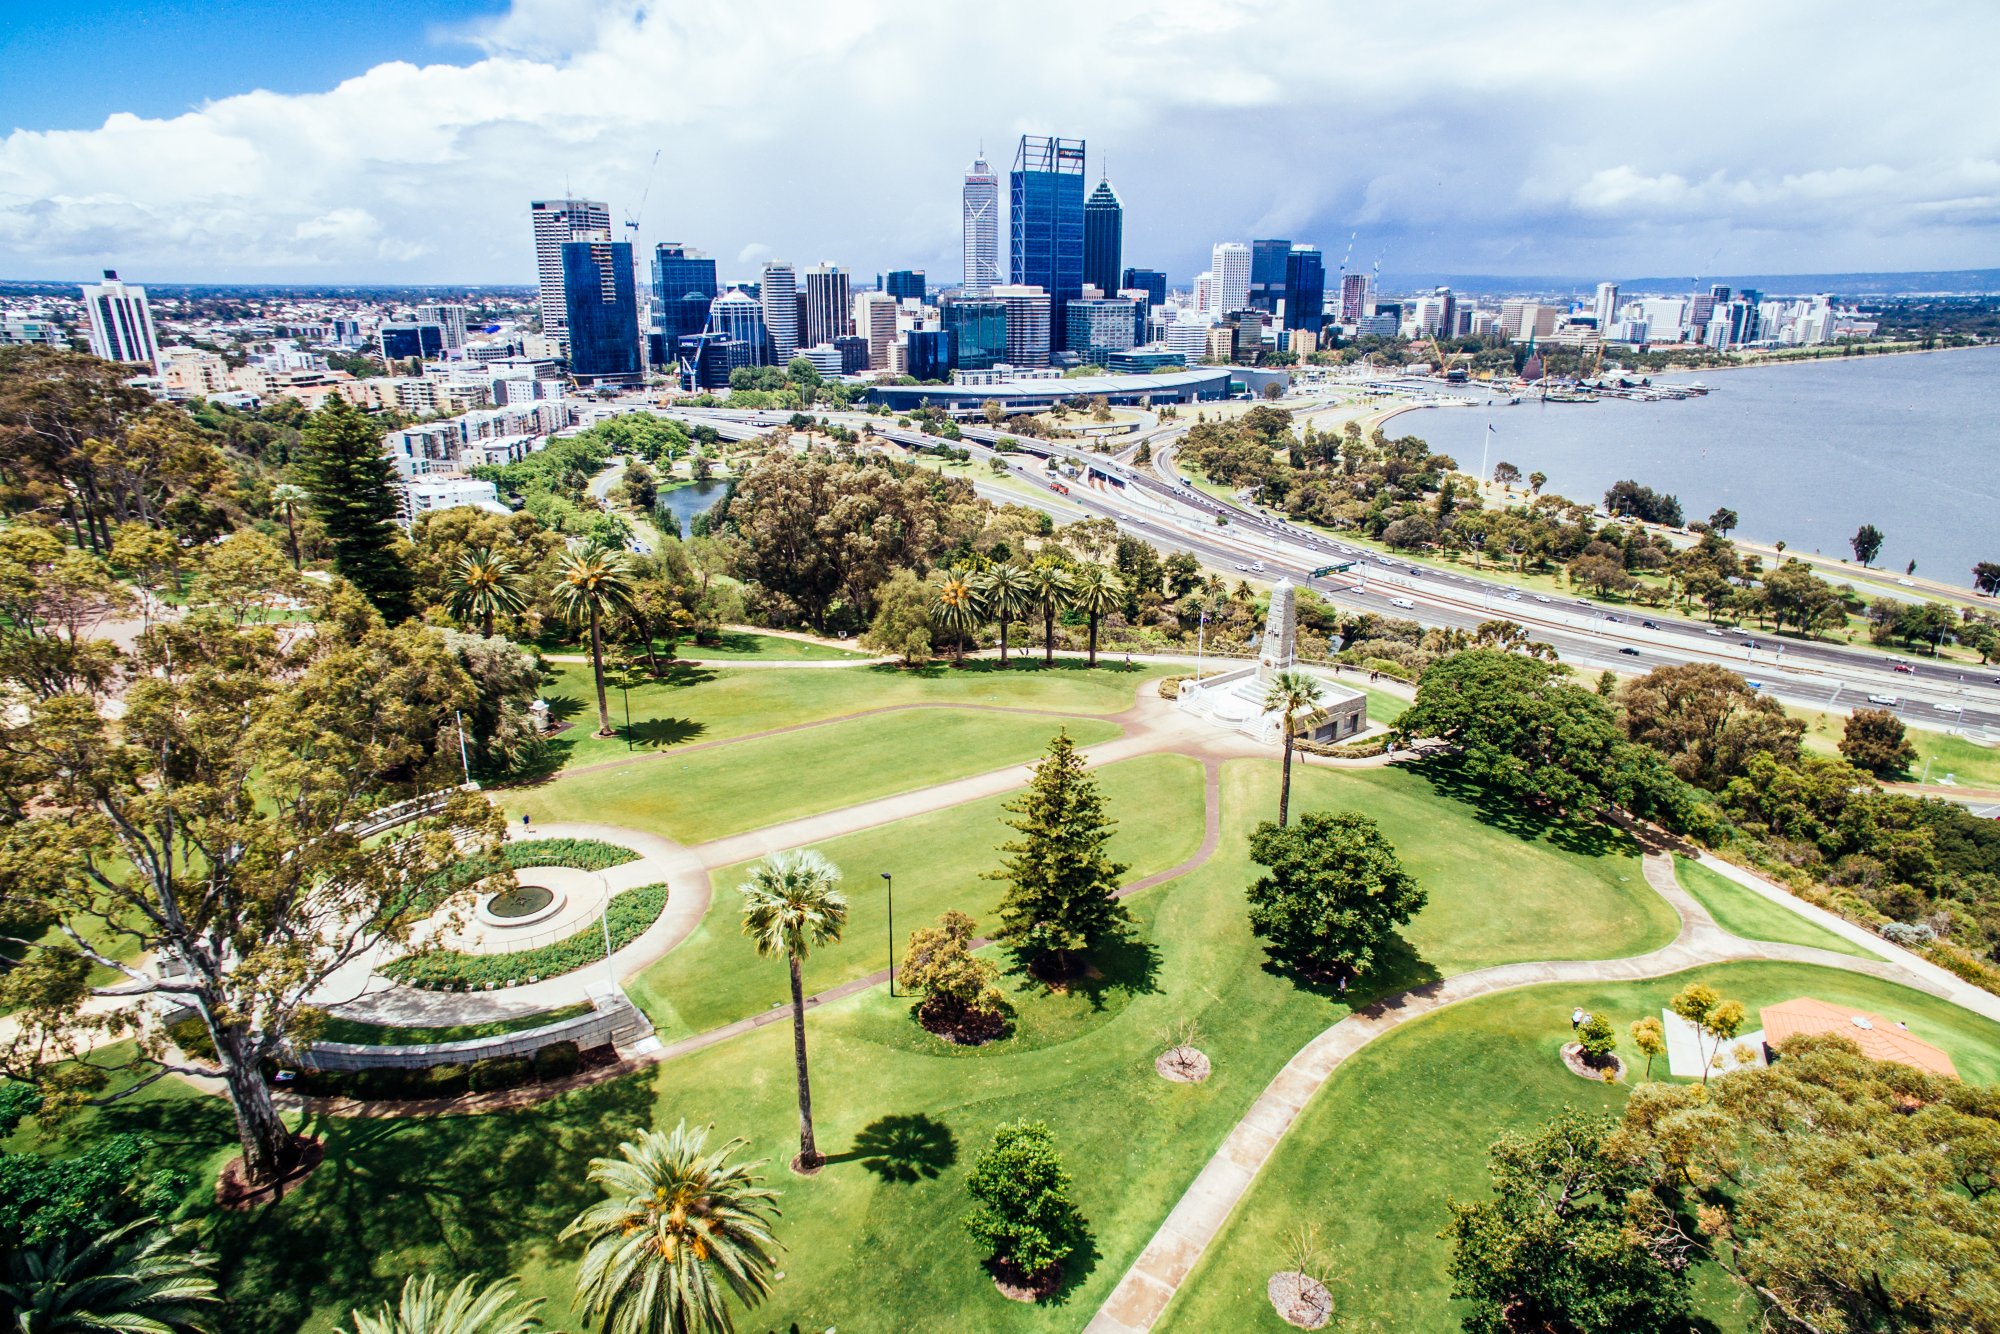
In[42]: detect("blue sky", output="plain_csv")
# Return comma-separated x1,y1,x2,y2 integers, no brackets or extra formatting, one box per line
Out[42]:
1,1,1995,285
0,1,506,130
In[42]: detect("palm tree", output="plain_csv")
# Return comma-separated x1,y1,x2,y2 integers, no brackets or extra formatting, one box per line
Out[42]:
975,562,1035,667
562,1121,782,1334
928,569,984,667
1069,564,1124,668
1029,561,1076,666
448,547,528,639
270,482,309,569
0,1216,220,1334
1263,669,1326,827
739,849,848,1169
553,542,636,737
344,1275,544,1334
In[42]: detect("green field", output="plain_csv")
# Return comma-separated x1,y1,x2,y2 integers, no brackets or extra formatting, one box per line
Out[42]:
628,753,1208,1037
1158,961,2000,1334
675,631,871,661
1674,855,1876,958
1793,702,2000,788
508,708,1122,845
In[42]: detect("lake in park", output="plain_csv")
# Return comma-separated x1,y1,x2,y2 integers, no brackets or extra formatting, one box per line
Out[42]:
653,479,731,536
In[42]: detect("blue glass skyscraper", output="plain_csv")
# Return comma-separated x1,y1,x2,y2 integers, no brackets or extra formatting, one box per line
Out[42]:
650,243,717,366
940,296,1008,371
561,237,641,383
1283,247,1326,335
1010,135,1085,350
1249,239,1292,314
1082,177,1123,297
884,269,925,304
1121,268,1167,311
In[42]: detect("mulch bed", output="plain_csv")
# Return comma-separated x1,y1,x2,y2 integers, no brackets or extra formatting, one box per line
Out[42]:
1561,1042,1626,1082
216,1135,325,1212
989,1259,1063,1304
1155,1046,1212,1083
918,1000,1009,1046
1267,1270,1334,1329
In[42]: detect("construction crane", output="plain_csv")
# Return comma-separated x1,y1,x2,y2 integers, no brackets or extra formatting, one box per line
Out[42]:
623,148,662,240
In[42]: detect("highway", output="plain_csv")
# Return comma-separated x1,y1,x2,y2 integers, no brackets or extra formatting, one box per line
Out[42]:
656,403,2000,741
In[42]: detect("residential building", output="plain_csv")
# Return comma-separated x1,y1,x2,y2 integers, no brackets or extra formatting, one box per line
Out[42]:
884,269,925,305
940,296,1009,372
161,346,229,396
1165,315,1210,365
1205,326,1236,363
561,235,642,384
1010,135,1086,350
1121,267,1166,311
1082,177,1124,299
905,329,953,381
396,476,507,529
962,155,1002,295
802,264,852,349
1193,272,1216,315
0,314,64,347
1249,239,1291,314
80,270,161,369
1282,246,1325,334
1210,243,1251,313
415,303,468,353
988,284,1052,369
854,291,898,370
760,262,798,364
650,244,718,367
1064,297,1140,364
530,197,610,348
1593,282,1619,329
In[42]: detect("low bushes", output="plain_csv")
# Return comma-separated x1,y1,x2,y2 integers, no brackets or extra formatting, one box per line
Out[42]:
1157,675,1185,699
1297,734,1391,760
273,1040,600,1102
501,838,639,871
383,883,669,989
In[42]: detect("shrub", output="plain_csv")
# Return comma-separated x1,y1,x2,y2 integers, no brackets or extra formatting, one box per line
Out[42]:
534,1039,582,1081
469,1056,535,1093
501,838,639,871
1577,1013,1618,1064
382,883,668,988
1880,921,1937,947
963,1119,1087,1278
1156,674,1185,699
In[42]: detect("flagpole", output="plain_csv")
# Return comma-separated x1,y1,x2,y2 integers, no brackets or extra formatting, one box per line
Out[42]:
1480,422,1493,493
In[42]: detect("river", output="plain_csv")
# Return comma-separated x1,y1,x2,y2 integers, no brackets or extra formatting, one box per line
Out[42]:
1392,347,2000,590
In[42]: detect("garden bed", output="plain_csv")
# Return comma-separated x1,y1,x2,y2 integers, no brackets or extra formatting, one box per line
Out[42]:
383,883,668,989
270,1039,616,1102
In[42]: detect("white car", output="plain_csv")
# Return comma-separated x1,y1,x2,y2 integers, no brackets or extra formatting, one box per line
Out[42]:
1866,694,1900,707
1503,592,1523,602
1390,597,1416,609
1533,595,1552,604
1704,627,1725,637
1250,561,1266,572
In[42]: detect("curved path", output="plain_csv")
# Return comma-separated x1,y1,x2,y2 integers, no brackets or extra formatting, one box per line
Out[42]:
1081,851,2000,1334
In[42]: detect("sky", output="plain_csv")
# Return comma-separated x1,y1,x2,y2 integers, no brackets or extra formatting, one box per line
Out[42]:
1,0,1995,286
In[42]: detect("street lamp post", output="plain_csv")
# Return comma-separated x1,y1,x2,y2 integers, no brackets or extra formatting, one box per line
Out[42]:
621,682,632,751
881,872,894,996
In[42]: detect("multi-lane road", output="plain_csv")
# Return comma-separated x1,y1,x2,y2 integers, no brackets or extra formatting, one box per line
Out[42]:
659,403,2000,742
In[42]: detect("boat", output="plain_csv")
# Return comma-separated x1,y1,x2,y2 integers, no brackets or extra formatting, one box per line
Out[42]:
1686,380,1710,394
1543,388,1599,404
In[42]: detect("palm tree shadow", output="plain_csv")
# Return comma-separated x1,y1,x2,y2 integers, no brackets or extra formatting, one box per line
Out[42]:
626,717,707,749
821,1112,957,1183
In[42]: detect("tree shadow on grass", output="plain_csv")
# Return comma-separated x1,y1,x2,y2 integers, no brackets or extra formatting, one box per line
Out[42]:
1258,930,1442,1007
1011,927,1163,1013
197,1073,658,1334
822,1112,957,1183
625,717,708,749
1399,759,1640,860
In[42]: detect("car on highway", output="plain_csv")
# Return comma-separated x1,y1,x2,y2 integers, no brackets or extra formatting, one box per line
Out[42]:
1251,561,1266,572
1704,627,1725,637
1897,578,1915,587
1233,562,1248,571
1641,620,1659,629
1866,694,1900,707
1534,594,1552,604
1375,556,1394,567
1389,597,1416,609
1740,641,1758,649
1618,646,1641,656
1503,592,1523,602
1604,614,1622,623
1892,663,1915,674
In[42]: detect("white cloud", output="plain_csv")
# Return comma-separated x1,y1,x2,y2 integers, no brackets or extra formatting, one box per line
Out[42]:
1,0,1996,281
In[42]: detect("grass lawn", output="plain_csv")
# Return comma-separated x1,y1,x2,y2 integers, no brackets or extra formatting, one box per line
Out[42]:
675,631,870,662
1674,855,1876,958
507,708,1122,845
627,754,1209,1038
1793,703,2000,788
534,658,1159,770
1283,763,1677,974
313,1003,592,1046
1158,960,2000,1334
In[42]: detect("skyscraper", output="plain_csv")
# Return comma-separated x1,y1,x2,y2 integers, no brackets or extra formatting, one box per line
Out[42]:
854,292,898,370
760,262,798,365
1065,298,1140,364
561,234,641,384
80,270,160,369
1338,272,1370,324
962,156,1002,295
1433,287,1457,339
988,285,1052,368
649,244,718,367
1121,268,1166,311
940,296,1008,371
802,264,852,349
1593,281,1620,329
884,269,926,305
530,197,610,347
1249,239,1292,313
1282,247,1325,334
1010,136,1086,350
1082,177,1124,299
1210,243,1251,312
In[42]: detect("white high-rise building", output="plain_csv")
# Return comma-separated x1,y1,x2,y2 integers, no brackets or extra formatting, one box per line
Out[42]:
854,292,898,371
1593,282,1619,330
1211,243,1251,313
760,262,799,365
801,264,851,350
962,155,1002,295
1193,272,1216,315
987,284,1051,368
1165,314,1210,366
81,270,161,370
530,198,610,348
415,303,469,353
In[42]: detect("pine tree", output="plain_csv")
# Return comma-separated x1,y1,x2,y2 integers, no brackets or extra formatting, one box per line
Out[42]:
986,731,1129,977
298,395,413,620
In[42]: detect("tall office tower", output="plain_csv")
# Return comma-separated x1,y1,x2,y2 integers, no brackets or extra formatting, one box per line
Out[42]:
854,292,898,370
706,287,766,361
759,262,798,364
1709,284,1731,304
940,296,1009,371
884,269,925,305
1193,272,1216,315
802,264,852,349
560,234,641,383
1010,135,1086,350
414,303,468,353
1121,267,1166,311
1248,239,1292,313
988,284,1052,368
1282,246,1325,334
1082,177,1124,300
80,270,161,369
1210,243,1251,312
1065,297,1140,364
1688,292,1717,333
531,198,611,346
962,156,1002,295
1593,282,1620,329
651,244,718,366
1338,272,1369,324
1433,287,1457,340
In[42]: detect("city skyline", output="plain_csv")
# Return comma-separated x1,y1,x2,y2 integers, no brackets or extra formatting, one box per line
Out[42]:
2,1,1995,285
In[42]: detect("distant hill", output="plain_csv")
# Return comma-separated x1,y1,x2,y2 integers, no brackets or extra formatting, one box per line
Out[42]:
1378,268,2000,298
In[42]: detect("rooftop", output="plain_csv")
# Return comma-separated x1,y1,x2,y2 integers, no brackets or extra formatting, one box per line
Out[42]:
1761,997,1958,1077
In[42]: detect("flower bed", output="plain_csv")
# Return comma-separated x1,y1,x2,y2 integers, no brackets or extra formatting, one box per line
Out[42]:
384,883,668,989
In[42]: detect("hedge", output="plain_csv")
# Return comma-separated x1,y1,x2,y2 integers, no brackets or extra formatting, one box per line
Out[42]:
382,883,669,989
501,838,640,871
271,1040,597,1102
